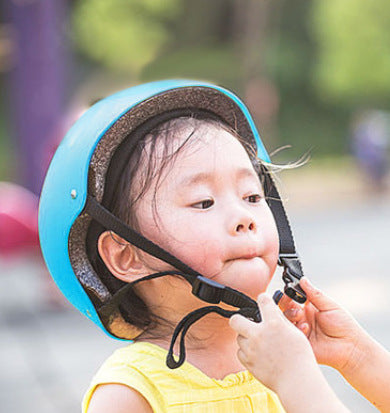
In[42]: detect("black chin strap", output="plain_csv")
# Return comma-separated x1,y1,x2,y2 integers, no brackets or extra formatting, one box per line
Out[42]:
84,166,306,368
166,302,263,368
167,306,238,369
97,270,260,369
261,166,306,303
97,270,260,321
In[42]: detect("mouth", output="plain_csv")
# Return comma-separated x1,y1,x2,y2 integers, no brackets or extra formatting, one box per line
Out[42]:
227,251,260,261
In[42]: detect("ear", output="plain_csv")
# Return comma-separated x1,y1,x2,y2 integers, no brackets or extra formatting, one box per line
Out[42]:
98,231,147,283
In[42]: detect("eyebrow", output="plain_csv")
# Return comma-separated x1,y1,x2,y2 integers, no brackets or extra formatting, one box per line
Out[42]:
179,167,259,187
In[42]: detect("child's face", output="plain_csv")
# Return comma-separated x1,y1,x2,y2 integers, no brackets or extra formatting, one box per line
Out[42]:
134,124,279,299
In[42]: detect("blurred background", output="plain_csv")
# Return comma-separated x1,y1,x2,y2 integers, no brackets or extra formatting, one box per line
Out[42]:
0,1,389,412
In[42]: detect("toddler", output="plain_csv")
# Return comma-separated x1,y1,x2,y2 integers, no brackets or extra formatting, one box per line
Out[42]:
39,80,305,412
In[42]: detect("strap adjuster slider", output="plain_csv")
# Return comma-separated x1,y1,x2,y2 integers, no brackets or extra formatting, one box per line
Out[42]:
279,255,307,304
192,276,225,304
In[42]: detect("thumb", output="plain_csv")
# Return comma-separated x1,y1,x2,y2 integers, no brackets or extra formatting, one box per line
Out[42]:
257,293,283,322
300,278,338,312
229,313,255,338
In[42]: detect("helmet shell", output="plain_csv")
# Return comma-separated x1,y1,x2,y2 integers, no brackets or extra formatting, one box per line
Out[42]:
38,79,270,338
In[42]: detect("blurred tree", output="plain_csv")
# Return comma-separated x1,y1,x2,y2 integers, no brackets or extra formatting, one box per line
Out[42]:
142,0,279,143
311,0,390,106
233,0,271,82
69,0,354,158
142,0,275,91
261,0,350,158
233,0,280,144
72,0,181,77
141,0,241,88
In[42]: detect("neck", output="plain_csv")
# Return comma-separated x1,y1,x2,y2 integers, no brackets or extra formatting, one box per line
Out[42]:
139,309,244,379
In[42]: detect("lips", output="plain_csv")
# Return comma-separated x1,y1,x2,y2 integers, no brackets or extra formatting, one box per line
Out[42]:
237,252,259,260
226,248,261,261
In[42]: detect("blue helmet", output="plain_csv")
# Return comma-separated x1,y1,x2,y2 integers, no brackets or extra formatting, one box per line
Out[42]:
39,79,302,343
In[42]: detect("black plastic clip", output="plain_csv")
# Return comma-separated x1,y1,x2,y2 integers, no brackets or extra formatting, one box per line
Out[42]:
192,276,225,304
278,255,306,304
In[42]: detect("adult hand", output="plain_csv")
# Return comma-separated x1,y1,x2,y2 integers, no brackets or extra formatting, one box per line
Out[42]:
281,278,366,373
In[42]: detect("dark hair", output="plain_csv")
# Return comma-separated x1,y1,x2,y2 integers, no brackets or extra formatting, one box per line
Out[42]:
87,116,261,338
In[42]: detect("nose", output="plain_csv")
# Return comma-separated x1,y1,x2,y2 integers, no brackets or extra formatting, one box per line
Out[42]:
236,220,256,233
231,210,257,235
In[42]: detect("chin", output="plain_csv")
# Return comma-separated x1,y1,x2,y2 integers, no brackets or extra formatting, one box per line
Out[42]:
238,281,268,300
221,260,271,299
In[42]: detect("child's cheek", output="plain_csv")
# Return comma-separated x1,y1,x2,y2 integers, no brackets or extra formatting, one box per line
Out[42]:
176,240,223,278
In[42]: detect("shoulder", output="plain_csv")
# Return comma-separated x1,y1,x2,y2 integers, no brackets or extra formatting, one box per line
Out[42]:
83,343,170,413
87,383,153,413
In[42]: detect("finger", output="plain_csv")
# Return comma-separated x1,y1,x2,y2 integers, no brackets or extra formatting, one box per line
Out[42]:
236,333,246,348
277,292,293,311
236,334,251,356
257,293,283,322
229,314,255,338
278,291,303,318
283,306,304,323
237,348,249,366
296,321,310,337
300,278,338,312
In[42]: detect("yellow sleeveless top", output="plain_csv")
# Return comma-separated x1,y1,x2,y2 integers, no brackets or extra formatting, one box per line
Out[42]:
82,342,286,413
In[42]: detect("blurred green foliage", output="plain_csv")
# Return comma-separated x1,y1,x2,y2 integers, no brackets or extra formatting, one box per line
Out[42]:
140,0,241,88
70,0,357,158
263,0,351,158
141,46,242,91
72,0,181,76
311,0,390,106
2,0,389,185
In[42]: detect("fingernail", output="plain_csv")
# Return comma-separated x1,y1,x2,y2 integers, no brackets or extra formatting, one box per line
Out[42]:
285,308,298,318
300,323,309,335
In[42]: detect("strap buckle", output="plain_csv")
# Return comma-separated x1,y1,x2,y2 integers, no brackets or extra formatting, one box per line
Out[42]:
278,254,306,304
192,276,225,304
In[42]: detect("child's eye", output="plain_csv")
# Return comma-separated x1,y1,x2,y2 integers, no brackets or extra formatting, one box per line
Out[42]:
192,199,214,209
246,194,262,203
